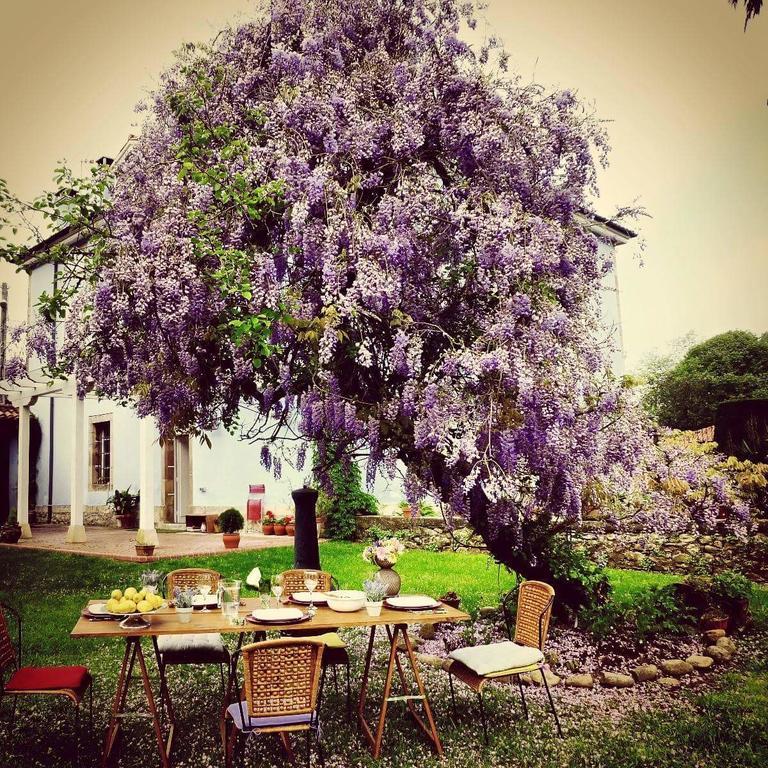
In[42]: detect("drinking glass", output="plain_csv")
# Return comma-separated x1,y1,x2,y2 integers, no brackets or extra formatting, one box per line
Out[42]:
304,570,319,613
271,574,284,607
197,574,212,609
220,579,241,624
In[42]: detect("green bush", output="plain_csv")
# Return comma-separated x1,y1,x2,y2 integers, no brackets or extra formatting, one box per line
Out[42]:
218,507,244,534
543,536,612,614
316,459,378,540
586,584,695,642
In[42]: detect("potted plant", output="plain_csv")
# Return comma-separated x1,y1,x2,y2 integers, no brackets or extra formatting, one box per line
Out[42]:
363,578,388,616
173,587,197,623
285,517,295,536
701,609,729,632
274,516,288,536
262,511,276,535
0,508,22,544
439,591,461,609
362,536,406,596
219,508,244,549
108,488,139,529
399,501,412,519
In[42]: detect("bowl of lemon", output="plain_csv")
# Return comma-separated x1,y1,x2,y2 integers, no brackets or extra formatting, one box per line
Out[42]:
89,587,167,626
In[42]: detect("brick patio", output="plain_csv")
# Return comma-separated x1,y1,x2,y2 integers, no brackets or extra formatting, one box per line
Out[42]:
0,524,295,562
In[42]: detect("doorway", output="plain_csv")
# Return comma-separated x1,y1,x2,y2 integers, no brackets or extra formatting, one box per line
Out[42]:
162,436,190,524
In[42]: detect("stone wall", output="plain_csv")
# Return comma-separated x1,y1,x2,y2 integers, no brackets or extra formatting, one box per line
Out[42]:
355,516,768,582
34,504,117,527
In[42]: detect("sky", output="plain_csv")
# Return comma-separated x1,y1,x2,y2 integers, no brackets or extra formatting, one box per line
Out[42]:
0,0,766,370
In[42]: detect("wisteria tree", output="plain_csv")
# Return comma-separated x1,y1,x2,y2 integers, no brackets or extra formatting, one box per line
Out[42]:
3,0,660,606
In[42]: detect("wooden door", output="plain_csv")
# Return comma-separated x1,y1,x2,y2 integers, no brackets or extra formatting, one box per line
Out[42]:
162,439,175,523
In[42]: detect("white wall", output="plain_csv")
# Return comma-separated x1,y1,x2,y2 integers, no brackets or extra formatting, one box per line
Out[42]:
598,239,626,376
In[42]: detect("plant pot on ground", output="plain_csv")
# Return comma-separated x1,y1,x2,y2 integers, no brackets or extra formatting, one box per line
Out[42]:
262,512,276,535
108,488,140,530
135,544,156,557
219,508,244,549
0,510,21,544
274,517,288,536
285,519,295,536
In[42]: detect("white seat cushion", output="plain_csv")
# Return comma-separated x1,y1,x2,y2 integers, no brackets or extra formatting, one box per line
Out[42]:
449,641,544,676
157,633,226,653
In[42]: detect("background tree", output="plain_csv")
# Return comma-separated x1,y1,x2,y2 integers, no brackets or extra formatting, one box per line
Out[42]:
729,0,763,27
0,0,667,610
645,331,768,430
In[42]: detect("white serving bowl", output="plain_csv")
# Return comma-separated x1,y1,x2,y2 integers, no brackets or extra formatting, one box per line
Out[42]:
326,590,366,612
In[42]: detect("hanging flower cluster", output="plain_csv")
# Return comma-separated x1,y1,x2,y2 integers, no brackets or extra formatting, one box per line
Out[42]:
363,537,406,566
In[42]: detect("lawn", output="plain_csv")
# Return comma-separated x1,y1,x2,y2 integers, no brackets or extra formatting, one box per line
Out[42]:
0,544,766,768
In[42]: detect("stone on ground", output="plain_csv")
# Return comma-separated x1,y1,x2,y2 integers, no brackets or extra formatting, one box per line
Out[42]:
703,629,726,643
705,645,732,663
478,606,498,619
686,654,714,671
524,669,561,687
715,636,737,654
564,673,594,689
658,676,681,687
659,659,694,677
601,672,635,688
632,664,661,682
415,653,445,669
419,623,437,640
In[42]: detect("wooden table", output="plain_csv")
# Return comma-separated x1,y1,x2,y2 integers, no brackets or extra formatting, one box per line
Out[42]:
71,599,469,765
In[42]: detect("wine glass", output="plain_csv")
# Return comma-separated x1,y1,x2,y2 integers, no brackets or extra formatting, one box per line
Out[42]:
304,570,319,614
197,574,212,610
271,574,284,607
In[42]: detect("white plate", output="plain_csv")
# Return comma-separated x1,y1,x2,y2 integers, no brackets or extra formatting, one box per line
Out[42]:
251,607,304,622
192,595,219,607
386,595,441,610
291,591,328,605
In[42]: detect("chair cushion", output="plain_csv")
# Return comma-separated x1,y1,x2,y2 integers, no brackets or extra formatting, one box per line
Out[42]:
6,665,91,693
226,701,317,732
157,633,229,664
449,642,544,677
314,632,346,649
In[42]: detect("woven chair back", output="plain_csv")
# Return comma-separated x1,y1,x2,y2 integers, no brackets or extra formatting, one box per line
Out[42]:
280,569,333,598
0,605,17,673
241,639,324,718
166,568,221,595
514,580,555,650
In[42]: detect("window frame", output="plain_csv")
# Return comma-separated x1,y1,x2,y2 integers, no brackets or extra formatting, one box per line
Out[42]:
89,414,113,491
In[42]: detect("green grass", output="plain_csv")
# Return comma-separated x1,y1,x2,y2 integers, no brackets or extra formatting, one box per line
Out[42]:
1,545,767,768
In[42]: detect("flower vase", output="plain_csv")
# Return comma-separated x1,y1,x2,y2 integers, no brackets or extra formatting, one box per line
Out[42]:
374,557,401,597
176,606,193,624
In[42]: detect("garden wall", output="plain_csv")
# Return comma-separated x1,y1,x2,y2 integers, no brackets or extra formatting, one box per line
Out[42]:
356,516,768,583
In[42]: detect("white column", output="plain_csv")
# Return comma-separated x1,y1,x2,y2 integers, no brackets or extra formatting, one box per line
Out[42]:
16,402,32,539
66,393,87,543
137,417,159,546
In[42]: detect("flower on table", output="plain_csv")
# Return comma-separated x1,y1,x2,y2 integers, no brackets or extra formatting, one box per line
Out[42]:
362,537,406,565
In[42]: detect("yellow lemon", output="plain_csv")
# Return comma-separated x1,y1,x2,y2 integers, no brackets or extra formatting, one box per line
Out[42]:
111,589,123,601
124,587,138,600
152,594,164,609
106,598,120,613
124,599,137,613
137,599,153,614
117,600,132,613
137,589,146,600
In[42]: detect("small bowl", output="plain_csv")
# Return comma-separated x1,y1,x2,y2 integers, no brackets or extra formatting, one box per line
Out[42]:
326,590,366,612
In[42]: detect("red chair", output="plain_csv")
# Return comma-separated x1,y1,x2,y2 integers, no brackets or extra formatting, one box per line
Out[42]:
1,602,93,766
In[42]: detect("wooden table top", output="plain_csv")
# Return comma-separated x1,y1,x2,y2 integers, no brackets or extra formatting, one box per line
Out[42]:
71,599,470,638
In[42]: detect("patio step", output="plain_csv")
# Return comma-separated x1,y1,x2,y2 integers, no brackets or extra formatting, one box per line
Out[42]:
156,523,186,532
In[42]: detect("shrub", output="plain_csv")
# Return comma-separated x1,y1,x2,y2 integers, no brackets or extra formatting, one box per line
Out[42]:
316,458,378,541
677,570,753,627
586,585,695,643
218,508,244,534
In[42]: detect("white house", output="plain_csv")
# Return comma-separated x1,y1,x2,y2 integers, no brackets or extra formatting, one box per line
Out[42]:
1,167,634,543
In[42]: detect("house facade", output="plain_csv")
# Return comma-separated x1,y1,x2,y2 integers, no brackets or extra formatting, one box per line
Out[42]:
2,211,633,540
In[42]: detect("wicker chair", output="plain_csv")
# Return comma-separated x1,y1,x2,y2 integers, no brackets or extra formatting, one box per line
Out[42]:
156,568,230,696
1,603,93,767
224,639,325,768
279,570,351,717
445,581,562,742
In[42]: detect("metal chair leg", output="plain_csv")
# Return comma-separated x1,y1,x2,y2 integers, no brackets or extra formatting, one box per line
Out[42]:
318,665,327,710
306,727,311,768
73,702,80,768
8,694,18,733
89,682,94,731
448,671,457,719
516,675,529,721
332,664,339,695
540,668,564,738
219,662,226,694
345,661,351,722
315,724,325,768
477,690,489,745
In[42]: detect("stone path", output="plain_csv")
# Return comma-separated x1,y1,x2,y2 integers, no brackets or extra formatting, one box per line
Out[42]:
0,524,294,562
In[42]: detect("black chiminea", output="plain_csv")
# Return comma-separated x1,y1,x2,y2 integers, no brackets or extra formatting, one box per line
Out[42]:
292,486,321,569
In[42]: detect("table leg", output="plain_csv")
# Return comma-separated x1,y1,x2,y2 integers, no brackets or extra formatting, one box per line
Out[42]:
100,638,171,768
220,633,246,749
101,638,136,766
151,637,177,740
357,624,444,759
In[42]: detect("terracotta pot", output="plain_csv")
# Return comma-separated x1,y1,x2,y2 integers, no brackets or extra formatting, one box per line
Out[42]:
274,524,287,536
262,524,275,535
402,507,412,519
701,615,729,632
223,532,241,549
286,524,295,536
135,544,155,557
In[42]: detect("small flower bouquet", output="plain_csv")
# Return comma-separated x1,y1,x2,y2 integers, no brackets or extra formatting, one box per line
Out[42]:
173,587,198,608
362,537,406,566
363,578,388,615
